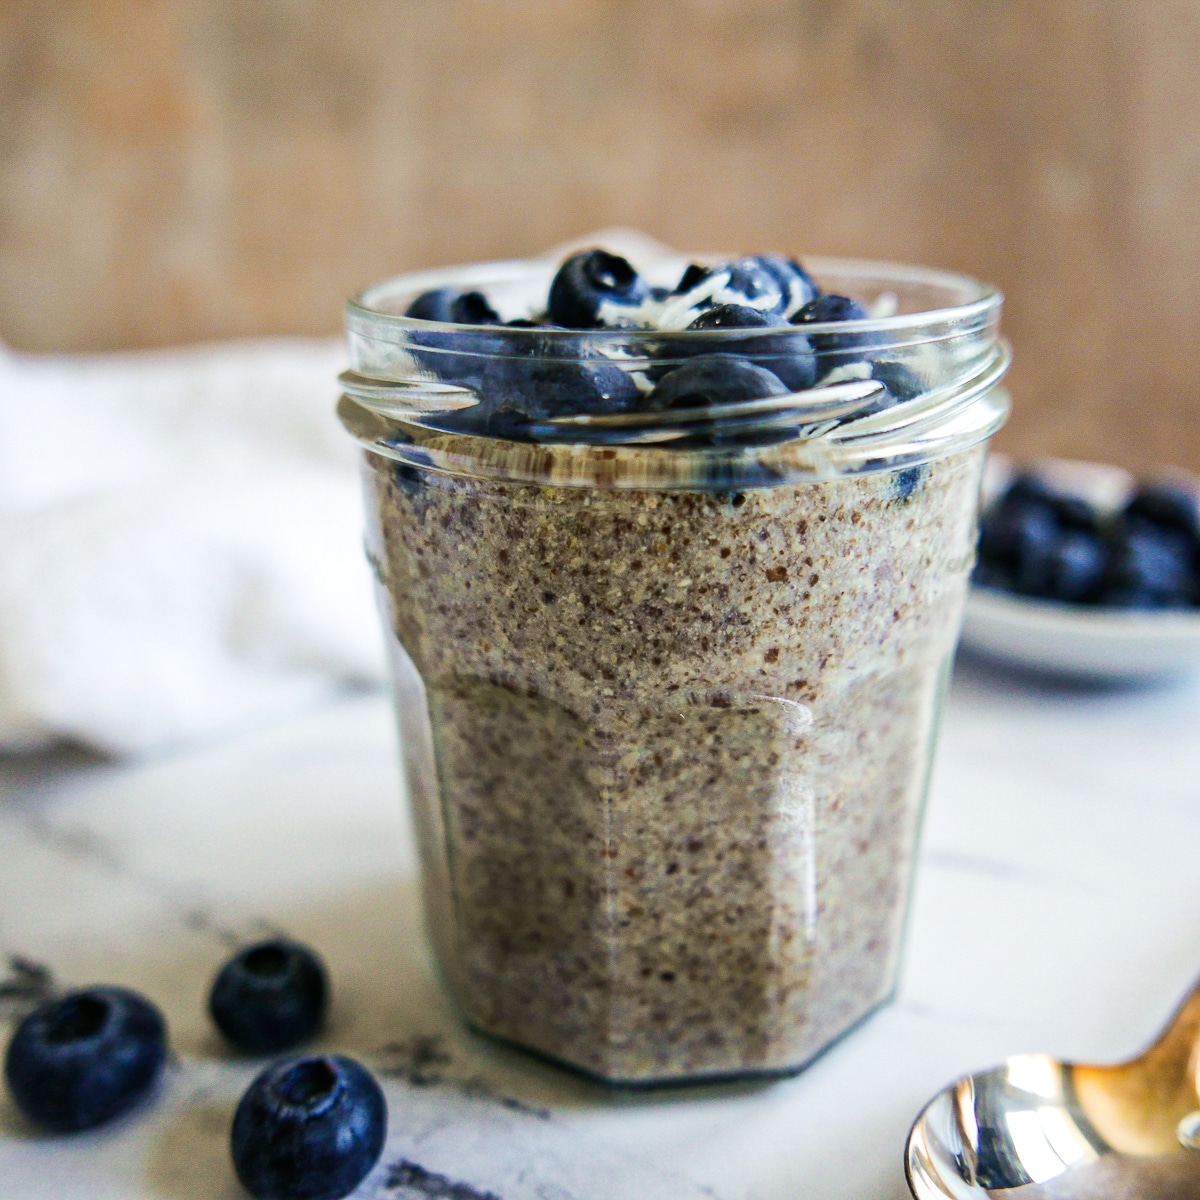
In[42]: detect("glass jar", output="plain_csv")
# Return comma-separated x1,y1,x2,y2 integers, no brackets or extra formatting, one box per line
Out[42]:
339,252,1008,1084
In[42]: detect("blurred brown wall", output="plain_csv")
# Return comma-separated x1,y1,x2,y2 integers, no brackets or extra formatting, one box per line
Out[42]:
2,0,1199,471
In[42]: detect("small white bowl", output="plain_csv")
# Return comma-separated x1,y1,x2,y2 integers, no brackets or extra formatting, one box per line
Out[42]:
961,587,1200,680
961,457,1200,681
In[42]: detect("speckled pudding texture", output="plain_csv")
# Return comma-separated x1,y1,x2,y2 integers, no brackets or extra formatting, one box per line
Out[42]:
363,446,984,1083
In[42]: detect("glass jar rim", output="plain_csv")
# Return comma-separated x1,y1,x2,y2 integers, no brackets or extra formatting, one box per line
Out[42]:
346,254,1001,343
340,252,1009,490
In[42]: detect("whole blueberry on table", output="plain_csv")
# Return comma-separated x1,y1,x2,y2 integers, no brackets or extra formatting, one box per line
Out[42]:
210,939,328,1055
4,987,167,1132
231,1055,387,1200
547,249,649,328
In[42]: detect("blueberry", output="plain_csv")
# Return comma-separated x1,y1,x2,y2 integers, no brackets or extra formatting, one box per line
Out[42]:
547,250,649,328
793,293,870,327
971,556,1011,590
721,257,789,316
679,306,817,393
977,493,1059,592
1102,517,1196,608
403,290,505,390
447,291,502,325
892,465,924,502
870,359,924,404
391,462,425,497
977,477,1111,602
648,356,788,411
1002,472,1062,509
1044,528,1109,601
210,939,328,1055
668,258,790,320
4,987,167,1132
746,253,820,313
764,348,819,393
405,288,458,322
645,358,790,450
427,325,641,439
405,289,501,325
1123,482,1200,542
231,1055,386,1200
792,294,876,366
1004,506,1062,595
479,327,642,427
686,304,774,331
500,357,641,423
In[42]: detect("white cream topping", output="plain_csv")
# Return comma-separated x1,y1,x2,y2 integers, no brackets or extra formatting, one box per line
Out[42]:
868,292,900,319
816,361,873,386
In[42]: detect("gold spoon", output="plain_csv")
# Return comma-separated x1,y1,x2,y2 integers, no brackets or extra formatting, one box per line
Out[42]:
906,978,1200,1199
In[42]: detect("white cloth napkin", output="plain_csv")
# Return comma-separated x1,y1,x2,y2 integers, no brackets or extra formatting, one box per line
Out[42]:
0,338,385,757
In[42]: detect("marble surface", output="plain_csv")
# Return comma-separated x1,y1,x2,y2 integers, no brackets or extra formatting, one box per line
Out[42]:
2,656,1199,1200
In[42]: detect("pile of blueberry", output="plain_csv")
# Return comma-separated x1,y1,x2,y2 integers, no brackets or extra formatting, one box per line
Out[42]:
3,940,385,1200
975,473,1200,608
401,248,922,439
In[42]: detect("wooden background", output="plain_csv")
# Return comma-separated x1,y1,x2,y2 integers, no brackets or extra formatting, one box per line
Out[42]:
3,0,1199,471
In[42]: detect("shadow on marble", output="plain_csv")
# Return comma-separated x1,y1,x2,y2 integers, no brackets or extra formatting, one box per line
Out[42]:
0,743,108,807
0,1091,41,1141
951,646,1197,699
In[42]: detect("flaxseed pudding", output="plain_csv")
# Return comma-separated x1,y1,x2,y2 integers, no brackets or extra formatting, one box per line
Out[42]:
341,243,1009,1083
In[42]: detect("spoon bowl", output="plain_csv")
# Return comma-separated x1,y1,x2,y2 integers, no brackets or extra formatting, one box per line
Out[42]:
906,979,1200,1198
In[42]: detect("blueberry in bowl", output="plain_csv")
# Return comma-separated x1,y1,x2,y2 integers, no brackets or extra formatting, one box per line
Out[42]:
231,1055,386,1200
4,986,167,1132
1124,480,1200,542
1102,485,1199,609
975,471,1109,604
209,938,329,1055
963,457,1200,680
